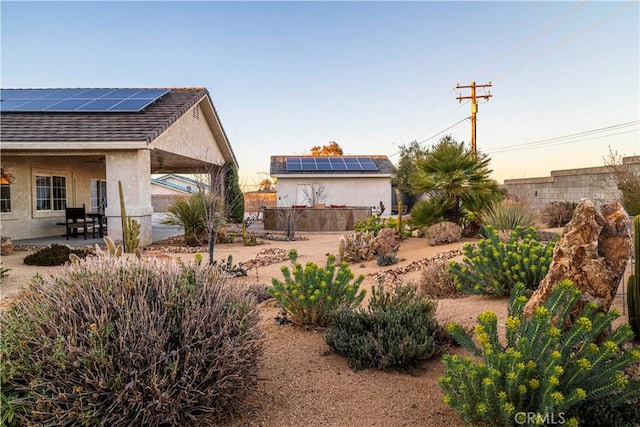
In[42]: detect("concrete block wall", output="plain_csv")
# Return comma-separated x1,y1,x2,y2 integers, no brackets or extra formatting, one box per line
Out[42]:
502,156,639,213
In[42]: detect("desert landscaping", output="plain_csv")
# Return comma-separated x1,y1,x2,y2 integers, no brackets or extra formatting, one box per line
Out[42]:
0,219,633,426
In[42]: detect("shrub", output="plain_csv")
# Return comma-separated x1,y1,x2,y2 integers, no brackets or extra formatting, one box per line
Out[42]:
353,215,410,238
354,215,387,236
449,226,555,296
540,201,577,227
426,221,462,246
480,199,537,233
408,196,452,229
440,281,640,427
325,282,443,371
420,260,462,299
267,249,366,327
338,231,374,263
23,243,93,266
245,283,272,303
162,192,213,246
566,398,640,427
0,263,10,278
373,228,400,266
0,256,263,426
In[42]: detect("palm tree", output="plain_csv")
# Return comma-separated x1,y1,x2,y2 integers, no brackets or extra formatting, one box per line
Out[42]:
410,136,501,226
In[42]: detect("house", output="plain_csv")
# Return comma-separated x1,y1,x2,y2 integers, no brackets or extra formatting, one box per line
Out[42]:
151,174,209,212
0,88,237,244
269,155,395,213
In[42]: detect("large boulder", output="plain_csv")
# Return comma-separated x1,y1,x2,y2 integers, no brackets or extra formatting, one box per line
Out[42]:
523,199,631,318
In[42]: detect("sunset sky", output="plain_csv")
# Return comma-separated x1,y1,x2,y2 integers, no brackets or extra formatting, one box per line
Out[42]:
2,1,638,189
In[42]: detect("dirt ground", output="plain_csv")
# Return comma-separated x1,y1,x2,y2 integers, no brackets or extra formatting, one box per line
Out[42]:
0,232,630,426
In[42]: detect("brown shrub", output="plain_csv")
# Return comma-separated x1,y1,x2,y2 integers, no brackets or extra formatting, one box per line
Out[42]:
0,256,263,426
419,260,462,299
540,201,577,227
426,221,462,246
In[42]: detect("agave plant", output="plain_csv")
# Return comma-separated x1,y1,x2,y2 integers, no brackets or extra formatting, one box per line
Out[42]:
162,192,220,246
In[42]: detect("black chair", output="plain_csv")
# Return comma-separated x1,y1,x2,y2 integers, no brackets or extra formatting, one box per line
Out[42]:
58,204,94,240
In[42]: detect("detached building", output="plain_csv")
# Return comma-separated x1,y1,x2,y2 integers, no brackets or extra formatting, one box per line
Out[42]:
269,155,394,212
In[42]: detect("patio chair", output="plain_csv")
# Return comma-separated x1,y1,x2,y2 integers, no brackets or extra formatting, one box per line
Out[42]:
58,204,95,240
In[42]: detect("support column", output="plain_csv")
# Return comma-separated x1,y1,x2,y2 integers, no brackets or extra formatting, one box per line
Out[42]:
104,150,154,246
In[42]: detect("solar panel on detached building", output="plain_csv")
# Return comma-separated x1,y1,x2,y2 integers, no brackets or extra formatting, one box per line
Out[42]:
0,88,170,112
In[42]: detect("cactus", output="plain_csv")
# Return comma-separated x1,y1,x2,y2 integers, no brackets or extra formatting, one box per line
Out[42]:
118,181,140,253
338,231,375,263
396,200,403,239
627,215,640,338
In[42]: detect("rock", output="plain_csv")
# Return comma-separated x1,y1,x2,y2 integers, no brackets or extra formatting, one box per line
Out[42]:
523,199,631,319
1,236,13,255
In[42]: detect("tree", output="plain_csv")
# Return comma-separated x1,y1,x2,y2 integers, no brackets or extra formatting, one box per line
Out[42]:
604,147,640,216
409,136,502,226
258,178,275,192
224,163,245,223
310,141,344,156
391,140,429,211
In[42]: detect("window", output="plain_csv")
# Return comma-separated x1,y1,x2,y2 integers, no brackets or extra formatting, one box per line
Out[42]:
90,179,107,212
36,175,67,211
0,175,10,213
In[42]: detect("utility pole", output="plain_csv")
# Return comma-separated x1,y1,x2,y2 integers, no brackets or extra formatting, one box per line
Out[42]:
456,81,492,156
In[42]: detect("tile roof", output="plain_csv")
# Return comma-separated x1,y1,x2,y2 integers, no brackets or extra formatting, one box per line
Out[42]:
1,88,210,143
270,155,396,176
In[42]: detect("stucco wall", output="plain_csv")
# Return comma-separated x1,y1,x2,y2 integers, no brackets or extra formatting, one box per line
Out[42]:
275,176,392,213
150,104,225,167
502,156,639,212
1,155,106,240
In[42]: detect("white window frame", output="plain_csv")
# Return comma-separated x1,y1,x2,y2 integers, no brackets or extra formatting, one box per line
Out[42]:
31,169,70,218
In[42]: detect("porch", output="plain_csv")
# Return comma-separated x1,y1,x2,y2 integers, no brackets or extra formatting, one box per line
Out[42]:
12,213,183,248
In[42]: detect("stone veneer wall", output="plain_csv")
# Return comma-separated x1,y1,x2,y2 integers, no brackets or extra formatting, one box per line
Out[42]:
263,207,372,232
502,156,639,213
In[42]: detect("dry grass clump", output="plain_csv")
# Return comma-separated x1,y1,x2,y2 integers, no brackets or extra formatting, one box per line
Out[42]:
0,256,263,426
419,260,462,299
426,221,462,246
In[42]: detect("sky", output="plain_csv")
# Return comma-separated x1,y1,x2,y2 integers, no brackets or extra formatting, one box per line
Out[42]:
2,1,639,190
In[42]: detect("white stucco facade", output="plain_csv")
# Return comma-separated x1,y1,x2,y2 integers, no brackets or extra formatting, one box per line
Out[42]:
275,175,392,213
0,89,236,244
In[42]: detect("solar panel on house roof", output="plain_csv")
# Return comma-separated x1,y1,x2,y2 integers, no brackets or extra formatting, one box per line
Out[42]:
285,156,378,171
0,88,170,112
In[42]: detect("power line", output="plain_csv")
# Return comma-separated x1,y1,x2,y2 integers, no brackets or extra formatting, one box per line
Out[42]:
462,0,588,82
388,116,471,158
486,120,639,154
492,0,637,82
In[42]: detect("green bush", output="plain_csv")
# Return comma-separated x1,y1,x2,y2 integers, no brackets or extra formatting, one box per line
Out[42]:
449,226,555,296
162,192,214,246
566,398,640,427
408,196,452,229
354,215,387,236
267,249,366,327
325,282,443,371
354,216,411,238
1,256,263,426
440,281,640,427
23,243,93,266
480,199,537,234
